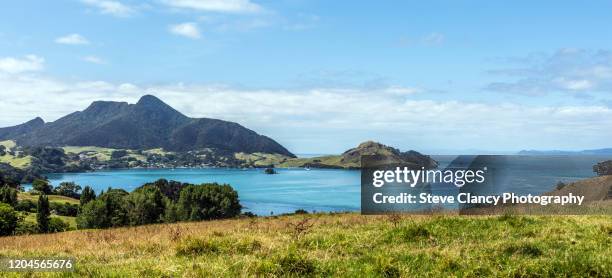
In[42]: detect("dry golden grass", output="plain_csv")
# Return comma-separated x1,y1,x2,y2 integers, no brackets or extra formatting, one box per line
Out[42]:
0,213,610,277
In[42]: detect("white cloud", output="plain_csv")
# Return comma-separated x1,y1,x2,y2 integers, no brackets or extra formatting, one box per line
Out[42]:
422,32,445,45
1,72,612,153
487,49,612,95
0,55,44,74
553,78,594,91
169,22,201,39
162,0,263,14
81,0,134,17
82,56,107,64
55,34,90,45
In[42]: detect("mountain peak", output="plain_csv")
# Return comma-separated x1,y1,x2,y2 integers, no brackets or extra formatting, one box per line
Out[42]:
137,95,165,106
28,117,45,125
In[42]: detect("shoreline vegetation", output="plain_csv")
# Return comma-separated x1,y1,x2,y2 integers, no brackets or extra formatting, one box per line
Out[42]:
0,140,437,185
0,213,610,277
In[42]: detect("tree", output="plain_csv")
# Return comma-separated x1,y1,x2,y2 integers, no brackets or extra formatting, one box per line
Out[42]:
0,145,6,156
139,179,186,201
111,150,128,160
53,182,82,198
80,186,96,206
177,183,241,221
0,186,18,207
101,189,129,227
32,179,53,194
0,203,19,236
37,195,50,233
77,199,108,229
124,186,166,226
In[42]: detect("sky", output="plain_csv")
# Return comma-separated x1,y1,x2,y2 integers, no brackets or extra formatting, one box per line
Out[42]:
2,1,612,154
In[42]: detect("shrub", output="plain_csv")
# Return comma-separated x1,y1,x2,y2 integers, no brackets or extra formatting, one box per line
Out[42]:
0,186,18,207
294,209,309,215
111,150,128,160
50,202,79,217
15,200,36,212
14,220,38,235
0,203,19,236
48,217,70,233
556,181,567,190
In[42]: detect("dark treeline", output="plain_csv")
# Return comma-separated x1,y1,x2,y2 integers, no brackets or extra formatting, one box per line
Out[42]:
0,179,242,236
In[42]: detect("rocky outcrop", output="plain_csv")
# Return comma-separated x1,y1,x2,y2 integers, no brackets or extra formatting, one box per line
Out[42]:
593,160,612,176
277,141,438,169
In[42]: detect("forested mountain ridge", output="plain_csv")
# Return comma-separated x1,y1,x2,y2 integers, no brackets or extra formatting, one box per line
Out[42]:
0,95,294,157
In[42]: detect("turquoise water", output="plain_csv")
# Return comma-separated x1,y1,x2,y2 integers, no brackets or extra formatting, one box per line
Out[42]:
46,168,361,215
43,155,611,215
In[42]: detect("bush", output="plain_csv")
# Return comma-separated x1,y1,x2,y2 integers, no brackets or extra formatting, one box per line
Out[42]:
14,220,38,235
294,209,309,215
556,181,567,190
0,203,19,236
50,202,79,217
0,186,18,207
111,150,128,159
48,217,70,233
15,200,36,212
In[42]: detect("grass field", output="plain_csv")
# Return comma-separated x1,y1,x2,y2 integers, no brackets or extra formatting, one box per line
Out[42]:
17,193,80,205
0,213,610,277
0,154,32,169
22,212,77,230
0,140,17,149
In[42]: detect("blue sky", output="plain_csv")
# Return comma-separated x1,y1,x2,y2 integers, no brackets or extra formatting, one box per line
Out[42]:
2,0,612,154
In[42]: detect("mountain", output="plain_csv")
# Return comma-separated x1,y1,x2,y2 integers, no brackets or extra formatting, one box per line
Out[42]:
518,148,612,155
0,95,295,157
277,141,438,169
0,117,45,139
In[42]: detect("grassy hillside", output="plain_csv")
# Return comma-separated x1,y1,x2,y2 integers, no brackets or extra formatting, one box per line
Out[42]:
0,140,17,149
0,213,610,277
278,155,354,168
62,146,173,162
22,212,77,230
17,193,80,205
0,154,32,169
